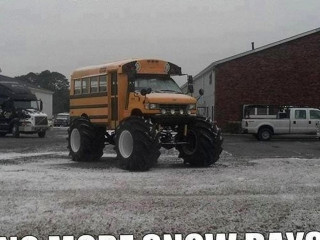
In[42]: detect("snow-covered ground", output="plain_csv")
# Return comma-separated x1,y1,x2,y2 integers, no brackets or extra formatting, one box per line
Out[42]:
0,151,117,160
0,129,320,238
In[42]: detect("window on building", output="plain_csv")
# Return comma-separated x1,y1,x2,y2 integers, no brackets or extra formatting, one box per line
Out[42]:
99,75,107,92
295,110,306,119
74,79,81,95
82,78,89,94
90,77,98,93
310,110,320,119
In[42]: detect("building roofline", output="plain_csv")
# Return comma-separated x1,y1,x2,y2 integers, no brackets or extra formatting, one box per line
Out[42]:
194,27,320,79
28,86,54,94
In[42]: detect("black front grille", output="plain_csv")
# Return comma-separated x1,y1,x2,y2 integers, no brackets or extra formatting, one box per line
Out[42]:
35,116,48,125
159,104,188,111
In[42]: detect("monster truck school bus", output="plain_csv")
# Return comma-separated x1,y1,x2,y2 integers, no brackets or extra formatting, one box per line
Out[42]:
69,59,222,171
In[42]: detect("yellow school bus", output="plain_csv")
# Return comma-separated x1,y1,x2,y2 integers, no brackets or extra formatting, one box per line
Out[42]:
68,59,222,171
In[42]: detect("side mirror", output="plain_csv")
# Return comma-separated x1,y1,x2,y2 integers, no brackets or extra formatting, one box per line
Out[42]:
4,99,14,111
199,89,204,96
187,75,193,84
187,75,194,94
146,88,152,94
188,85,194,94
140,89,147,96
40,100,43,111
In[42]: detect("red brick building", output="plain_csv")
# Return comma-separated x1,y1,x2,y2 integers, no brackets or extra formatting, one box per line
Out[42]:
190,28,320,130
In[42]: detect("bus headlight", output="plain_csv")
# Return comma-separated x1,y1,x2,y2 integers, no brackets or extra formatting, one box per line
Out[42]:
145,103,159,110
150,103,159,109
161,109,167,115
188,104,196,110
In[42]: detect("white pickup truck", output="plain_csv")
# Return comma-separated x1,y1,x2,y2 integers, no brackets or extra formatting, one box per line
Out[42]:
242,107,320,140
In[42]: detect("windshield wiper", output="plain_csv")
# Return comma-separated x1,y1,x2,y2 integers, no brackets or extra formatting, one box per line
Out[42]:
159,89,182,94
134,90,162,93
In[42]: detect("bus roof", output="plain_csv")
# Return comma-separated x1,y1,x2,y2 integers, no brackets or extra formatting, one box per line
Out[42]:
71,59,182,79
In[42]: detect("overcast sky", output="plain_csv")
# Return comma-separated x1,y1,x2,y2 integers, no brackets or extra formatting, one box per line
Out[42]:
1,0,319,85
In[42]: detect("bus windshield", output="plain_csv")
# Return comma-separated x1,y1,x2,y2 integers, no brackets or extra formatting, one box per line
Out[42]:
135,76,182,93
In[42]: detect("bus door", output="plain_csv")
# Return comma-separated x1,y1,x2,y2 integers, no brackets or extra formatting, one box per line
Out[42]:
110,72,118,128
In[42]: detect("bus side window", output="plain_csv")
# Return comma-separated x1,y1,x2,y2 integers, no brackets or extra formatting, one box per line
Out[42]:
74,79,81,95
90,76,98,93
82,78,89,94
99,75,107,92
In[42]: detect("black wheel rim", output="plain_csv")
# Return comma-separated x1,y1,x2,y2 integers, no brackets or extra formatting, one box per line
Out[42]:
262,130,270,139
183,130,197,155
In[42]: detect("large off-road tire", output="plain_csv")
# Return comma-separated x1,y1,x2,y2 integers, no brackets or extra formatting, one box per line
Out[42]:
67,118,105,162
115,116,160,171
12,123,20,138
257,127,272,141
177,118,223,167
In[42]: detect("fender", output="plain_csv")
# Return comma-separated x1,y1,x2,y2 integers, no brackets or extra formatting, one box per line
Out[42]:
256,122,275,133
244,119,275,134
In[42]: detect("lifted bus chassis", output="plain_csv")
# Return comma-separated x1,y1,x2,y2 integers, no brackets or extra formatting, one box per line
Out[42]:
68,115,222,171
98,115,219,148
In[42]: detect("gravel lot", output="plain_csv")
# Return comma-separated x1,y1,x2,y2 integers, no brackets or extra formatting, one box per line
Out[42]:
0,128,320,239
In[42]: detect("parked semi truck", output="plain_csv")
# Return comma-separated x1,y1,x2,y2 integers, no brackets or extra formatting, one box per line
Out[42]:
0,79,49,138
68,59,223,171
242,105,320,140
